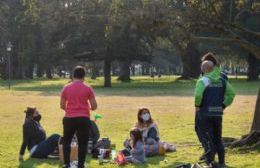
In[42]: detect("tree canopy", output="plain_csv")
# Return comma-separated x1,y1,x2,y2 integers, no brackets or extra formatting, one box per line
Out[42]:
0,0,259,86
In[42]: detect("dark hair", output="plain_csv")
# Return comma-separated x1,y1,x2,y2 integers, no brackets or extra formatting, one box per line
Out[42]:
73,66,86,79
24,107,36,119
130,129,143,147
137,107,153,126
201,52,217,65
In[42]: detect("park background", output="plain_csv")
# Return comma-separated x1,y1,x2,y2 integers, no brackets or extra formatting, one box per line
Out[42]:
0,0,260,168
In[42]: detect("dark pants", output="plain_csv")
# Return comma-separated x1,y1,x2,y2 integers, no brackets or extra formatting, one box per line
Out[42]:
31,134,60,158
195,111,206,148
199,115,225,164
63,117,90,168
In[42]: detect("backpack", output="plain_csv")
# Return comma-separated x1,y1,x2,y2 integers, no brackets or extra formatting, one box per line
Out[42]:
92,138,111,158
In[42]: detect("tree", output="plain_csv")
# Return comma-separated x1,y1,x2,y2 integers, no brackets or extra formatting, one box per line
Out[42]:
228,89,260,149
107,0,154,82
185,0,260,79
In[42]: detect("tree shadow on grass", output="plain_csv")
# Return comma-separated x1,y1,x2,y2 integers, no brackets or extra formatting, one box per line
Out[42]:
2,78,259,97
13,84,64,93
162,161,237,168
161,161,190,168
143,155,165,168
18,158,60,168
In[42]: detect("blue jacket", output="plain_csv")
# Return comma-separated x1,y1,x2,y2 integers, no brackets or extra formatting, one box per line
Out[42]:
200,78,226,116
131,141,145,163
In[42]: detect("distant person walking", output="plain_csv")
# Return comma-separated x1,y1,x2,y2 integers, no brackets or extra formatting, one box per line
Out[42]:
60,66,97,168
194,61,235,168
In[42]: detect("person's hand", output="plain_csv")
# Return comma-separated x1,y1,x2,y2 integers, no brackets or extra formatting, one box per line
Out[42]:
195,107,200,112
19,155,24,162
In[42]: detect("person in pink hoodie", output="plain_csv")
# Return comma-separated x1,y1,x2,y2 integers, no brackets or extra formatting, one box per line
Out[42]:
60,66,97,168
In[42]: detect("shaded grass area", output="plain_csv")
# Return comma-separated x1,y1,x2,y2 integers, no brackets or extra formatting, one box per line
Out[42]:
0,76,259,168
0,76,259,96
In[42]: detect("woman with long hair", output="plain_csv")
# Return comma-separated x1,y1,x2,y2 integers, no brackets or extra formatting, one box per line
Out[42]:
133,108,160,145
19,107,60,161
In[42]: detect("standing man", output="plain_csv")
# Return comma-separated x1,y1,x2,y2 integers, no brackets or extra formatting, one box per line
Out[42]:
60,66,97,168
195,52,228,160
194,61,235,167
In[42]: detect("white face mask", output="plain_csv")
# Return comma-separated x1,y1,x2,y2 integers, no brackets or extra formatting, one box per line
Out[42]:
141,113,150,121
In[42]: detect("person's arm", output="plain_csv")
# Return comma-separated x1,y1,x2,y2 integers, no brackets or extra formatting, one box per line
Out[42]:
147,127,159,141
223,81,235,108
19,122,32,160
88,87,97,110
89,97,97,111
60,97,66,110
194,79,206,109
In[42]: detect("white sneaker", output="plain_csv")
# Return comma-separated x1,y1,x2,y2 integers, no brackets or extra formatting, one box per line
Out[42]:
70,161,78,168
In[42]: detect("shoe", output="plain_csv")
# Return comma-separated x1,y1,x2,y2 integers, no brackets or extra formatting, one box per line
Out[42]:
206,162,218,168
70,161,78,168
218,163,227,168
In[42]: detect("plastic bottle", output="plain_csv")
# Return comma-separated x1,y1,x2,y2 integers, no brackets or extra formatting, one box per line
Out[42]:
111,144,116,160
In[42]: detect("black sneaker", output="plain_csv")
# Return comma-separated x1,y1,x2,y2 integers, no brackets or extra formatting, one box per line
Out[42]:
218,163,227,168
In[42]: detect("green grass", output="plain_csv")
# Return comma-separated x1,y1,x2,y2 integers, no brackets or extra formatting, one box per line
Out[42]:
0,76,259,168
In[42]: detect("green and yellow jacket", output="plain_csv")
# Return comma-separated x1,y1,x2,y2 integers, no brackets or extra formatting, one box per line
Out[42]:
194,67,235,109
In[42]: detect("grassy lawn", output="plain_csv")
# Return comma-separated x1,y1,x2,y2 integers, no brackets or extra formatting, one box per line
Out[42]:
0,76,259,168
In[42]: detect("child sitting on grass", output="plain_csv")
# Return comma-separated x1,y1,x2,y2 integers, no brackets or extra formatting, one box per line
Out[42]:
126,129,146,164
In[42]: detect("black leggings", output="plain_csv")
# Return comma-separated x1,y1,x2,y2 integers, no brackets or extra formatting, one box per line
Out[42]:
63,117,90,168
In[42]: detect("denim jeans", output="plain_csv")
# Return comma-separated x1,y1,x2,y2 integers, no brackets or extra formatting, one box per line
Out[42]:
31,134,60,158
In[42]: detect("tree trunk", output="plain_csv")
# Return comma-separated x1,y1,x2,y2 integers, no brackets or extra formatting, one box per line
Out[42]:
25,64,34,79
247,53,259,81
251,89,260,132
36,64,44,78
180,42,201,79
228,89,260,148
130,65,135,76
0,62,7,80
46,66,53,79
91,62,99,80
118,61,131,82
104,58,112,87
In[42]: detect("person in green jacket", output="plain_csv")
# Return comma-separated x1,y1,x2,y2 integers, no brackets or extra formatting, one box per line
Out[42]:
194,61,235,168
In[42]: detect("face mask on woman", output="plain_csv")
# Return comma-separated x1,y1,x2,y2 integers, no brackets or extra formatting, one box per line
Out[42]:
141,113,150,121
33,114,42,122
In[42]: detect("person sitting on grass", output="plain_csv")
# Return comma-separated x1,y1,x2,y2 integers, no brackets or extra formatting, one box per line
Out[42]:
133,107,160,145
125,129,146,164
19,107,61,161
125,107,175,155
